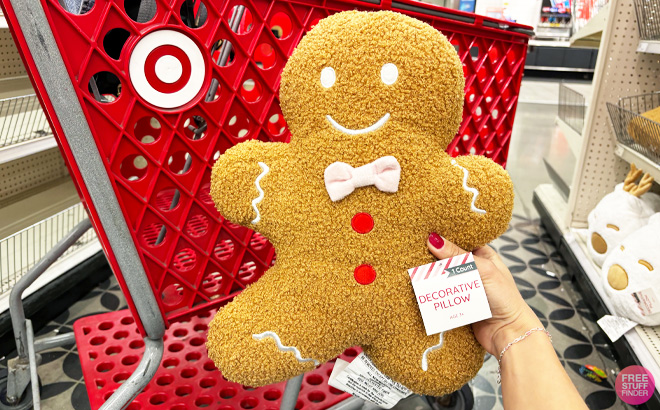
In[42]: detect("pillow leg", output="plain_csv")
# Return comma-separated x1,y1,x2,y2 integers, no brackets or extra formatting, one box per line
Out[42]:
365,323,484,396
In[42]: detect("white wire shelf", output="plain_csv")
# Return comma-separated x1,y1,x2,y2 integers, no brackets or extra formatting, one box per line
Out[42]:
635,0,660,54
0,202,98,296
0,91,56,164
0,94,52,149
570,2,610,48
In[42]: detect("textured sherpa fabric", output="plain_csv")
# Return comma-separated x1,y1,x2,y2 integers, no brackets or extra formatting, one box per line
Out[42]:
207,10,514,396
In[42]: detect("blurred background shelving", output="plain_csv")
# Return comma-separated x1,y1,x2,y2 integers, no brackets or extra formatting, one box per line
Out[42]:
534,1,660,407
0,23,102,330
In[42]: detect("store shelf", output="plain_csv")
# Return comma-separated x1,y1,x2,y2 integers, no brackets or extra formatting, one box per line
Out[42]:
532,184,569,245
0,77,33,100
528,39,571,48
0,177,79,239
543,158,571,199
0,91,54,159
525,65,595,73
637,40,660,54
0,78,31,102
0,238,101,314
0,136,57,165
614,143,660,182
570,2,610,48
535,187,660,410
0,202,98,297
556,117,582,157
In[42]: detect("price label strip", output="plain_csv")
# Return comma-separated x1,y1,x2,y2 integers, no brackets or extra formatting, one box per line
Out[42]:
328,353,412,409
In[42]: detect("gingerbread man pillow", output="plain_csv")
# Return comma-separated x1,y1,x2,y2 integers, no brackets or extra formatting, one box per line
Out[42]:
207,10,513,396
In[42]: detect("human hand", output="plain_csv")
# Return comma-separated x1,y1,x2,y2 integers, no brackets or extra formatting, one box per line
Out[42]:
427,233,542,356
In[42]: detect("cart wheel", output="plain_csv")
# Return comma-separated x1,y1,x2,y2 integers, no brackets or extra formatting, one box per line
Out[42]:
0,376,40,410
424,383,474,410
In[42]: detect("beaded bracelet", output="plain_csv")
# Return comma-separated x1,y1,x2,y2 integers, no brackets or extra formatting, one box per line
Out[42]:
496,327,552,384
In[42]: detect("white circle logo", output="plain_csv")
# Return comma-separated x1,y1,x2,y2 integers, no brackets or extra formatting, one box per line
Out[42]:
129,30,205,109
155,55,183,84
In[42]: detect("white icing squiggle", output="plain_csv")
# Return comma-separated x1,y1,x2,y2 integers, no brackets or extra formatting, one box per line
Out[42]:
251,162,269,224
253,331,319,365
421,332,444,371
451,159,487,215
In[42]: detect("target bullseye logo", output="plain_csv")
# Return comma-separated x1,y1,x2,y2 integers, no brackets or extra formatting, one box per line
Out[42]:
129,30,205,109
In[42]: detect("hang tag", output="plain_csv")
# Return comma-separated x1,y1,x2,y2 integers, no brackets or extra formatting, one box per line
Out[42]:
408,253,491,335
328,353,412,409
632,288,660,317
597,315,637,342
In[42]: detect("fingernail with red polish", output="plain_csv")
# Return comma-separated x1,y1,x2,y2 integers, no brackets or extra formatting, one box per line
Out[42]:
429,233,444,249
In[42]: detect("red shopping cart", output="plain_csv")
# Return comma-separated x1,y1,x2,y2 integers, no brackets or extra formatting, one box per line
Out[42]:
0,0,531,408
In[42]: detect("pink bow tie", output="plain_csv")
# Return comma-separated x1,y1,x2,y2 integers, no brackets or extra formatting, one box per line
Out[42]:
324,156,401,202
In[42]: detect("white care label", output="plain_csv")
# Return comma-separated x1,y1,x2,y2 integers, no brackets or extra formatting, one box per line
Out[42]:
597,315,637,342
328,353,412,409
632,288,660,317
408,252,492,335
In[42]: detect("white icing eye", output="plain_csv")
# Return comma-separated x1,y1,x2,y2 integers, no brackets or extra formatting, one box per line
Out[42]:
320,67,336,88
381,63,398,85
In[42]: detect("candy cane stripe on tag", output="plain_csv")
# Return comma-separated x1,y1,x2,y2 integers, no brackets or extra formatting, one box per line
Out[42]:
441,256,454,275
409,266,420,280
423,262,436,280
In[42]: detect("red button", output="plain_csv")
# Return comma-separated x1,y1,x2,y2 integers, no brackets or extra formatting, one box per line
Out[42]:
351,213,374,234
354,264,376,285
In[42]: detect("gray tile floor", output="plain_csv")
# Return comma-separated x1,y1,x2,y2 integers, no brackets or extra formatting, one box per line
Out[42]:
12,79,633,409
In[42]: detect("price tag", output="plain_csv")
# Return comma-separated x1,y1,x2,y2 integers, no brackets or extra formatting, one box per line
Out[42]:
408,253,491,335
597,315,637,342
328,353,412,408
632,288,660,317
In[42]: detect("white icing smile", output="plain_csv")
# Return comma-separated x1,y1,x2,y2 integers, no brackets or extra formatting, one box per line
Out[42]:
326,113,390,135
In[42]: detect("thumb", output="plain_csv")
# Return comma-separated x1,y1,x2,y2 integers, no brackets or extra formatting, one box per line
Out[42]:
427,233,467,259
